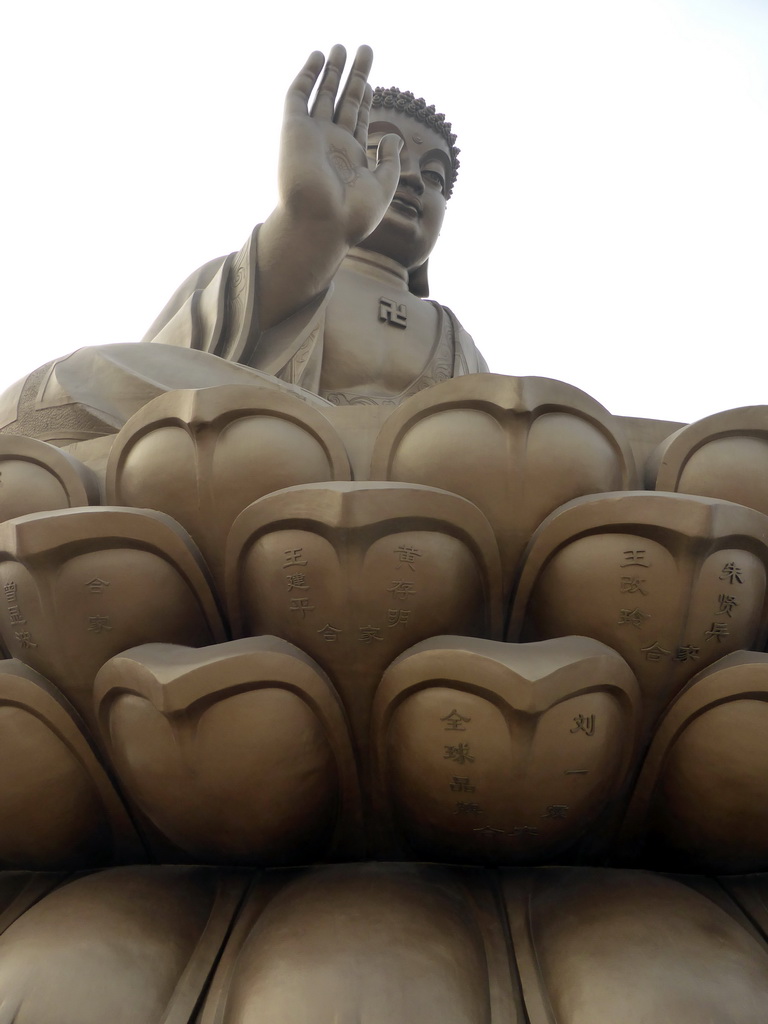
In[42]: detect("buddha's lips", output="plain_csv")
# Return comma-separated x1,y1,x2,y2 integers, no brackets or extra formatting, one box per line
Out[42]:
390,192,422,217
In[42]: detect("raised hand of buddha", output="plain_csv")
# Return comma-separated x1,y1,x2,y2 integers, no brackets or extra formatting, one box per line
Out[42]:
257,45,402,332
279,45,402,248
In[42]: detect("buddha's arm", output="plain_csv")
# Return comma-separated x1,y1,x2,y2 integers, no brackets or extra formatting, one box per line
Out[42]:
256,45,401,333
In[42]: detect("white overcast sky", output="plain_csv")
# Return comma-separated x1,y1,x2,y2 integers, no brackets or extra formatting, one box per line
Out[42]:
3,0,767,424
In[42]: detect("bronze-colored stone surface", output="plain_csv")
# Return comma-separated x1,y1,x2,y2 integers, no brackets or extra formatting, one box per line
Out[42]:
509,491,768,731
651,405,768,515
623,650,768,872
0,435,99,521
106,385,351,584
371,635,639,863
95,637,361,863
371,374,635,592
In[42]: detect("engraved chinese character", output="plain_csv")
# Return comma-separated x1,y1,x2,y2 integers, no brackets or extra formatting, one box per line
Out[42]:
4,582,17,602
282,548,308,568
87,615,112,634
674,644,701,662
570,714,595,736
289,598,315,618
387,580,416,600
394,545,421,571
620,576,648,595
386,608,411,627
620,549,649,567
640,640,671,661
719,562,743,584
440,709,471,731
717,594,738,617
285,573,309,591
7,606,25,625
359,625,383,643
15,631,37,649
449,776,476,793
510,825,539,837
379,297,408,328
473,825,505,838
542,805,569,819
85,578,110,594
454,801,483,816
317,623,342,641
618,607,649,628
704,621,729,643
444,743,474,764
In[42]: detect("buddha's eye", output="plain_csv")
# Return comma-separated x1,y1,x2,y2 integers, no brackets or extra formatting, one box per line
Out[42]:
422,169,446,194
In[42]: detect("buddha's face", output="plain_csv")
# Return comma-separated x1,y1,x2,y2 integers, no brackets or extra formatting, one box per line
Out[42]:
360,108,452,270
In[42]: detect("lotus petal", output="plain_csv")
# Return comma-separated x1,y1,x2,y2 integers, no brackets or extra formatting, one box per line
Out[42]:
372,635,639,863
95,637,361,863
0,434,98,522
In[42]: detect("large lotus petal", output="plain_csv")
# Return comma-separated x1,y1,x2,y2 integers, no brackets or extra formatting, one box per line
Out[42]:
0,507,225,728
651,405,768,516
0,866,246,1024
106,385,351,583
622,650,768,873
95,637,361,864
502,867,768,1024
0,435,98,523
226,482,502,765
371,636,639,864
370,375,634,594
0,659,143,869
509,492,768,731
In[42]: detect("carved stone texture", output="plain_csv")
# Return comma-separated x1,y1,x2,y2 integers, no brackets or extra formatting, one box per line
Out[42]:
226,482,502,770
651,406,768,517
95,637,362,864
622,650,768,873
0,866,246,1024
106,385,351,586
199,864,523,1024
0,507,226,729
502,867,768,1023
0,658,144,869
0,434,99,522
370,375,635,595
509,492,768,732
0,872,64,936
371,635,639,864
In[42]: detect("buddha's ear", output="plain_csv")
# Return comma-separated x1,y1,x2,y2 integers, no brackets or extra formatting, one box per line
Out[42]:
409,260,429,298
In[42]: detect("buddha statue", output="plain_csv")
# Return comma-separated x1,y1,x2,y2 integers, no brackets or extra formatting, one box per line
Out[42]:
0,45,487,445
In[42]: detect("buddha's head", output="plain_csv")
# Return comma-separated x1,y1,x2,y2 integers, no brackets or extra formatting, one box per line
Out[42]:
359,88,459,288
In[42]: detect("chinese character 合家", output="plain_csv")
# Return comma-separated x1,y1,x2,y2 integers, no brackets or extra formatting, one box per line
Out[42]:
85,578,110,594
570,713,596,736
359,625,383,643
618,607,649,629
444,743,474,764
317,623,342,642
640,640,671,662
674,644,700,662
440,709,471,731
87,615,112,634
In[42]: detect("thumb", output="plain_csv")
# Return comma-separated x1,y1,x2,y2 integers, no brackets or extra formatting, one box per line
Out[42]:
373,133,403,196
